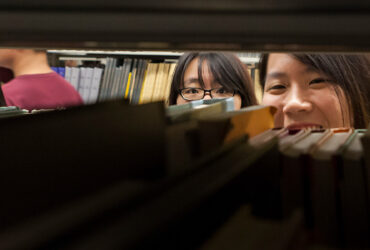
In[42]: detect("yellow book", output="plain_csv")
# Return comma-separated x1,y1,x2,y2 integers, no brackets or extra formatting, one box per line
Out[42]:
163,63,177,105
151,63,165,102
139,63,154,104
197,105,276,145
129,67,137,102
158,63,171,101
138,68,149,104
223,105,276,142
254,69,263,104
124,72,132,99
145,63,160,103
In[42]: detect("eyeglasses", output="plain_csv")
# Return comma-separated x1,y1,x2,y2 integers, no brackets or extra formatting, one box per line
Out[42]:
178,87,236,101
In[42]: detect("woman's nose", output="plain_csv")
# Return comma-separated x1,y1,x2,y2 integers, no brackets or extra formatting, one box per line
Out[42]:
282,89,312,114
203,91,212,100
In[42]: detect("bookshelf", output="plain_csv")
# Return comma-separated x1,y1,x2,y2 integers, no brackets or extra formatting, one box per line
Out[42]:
0,0,369,51
0,1,369,249
45,50,262,105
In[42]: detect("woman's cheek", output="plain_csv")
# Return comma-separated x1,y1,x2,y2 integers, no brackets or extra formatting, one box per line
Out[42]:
262,94,284,127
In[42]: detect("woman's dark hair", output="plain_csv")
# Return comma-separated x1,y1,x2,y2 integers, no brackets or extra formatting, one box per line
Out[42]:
169,52,257,107
258,53,370,128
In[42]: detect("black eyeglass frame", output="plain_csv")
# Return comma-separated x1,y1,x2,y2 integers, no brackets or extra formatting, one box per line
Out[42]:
178,87,236,101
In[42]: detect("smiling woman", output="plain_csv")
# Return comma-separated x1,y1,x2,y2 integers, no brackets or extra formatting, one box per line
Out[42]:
259,53,370,129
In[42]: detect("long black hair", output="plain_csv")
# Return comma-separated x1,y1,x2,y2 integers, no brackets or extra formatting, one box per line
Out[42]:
169,52,257,107
259,53,370,128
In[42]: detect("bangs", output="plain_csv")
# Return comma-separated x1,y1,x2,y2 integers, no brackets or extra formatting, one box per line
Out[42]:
198,54,236,92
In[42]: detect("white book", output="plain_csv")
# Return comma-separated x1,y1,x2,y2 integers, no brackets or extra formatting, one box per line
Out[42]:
70,67,80,91
65,67,72,84
84,68,94,103
78,67,87,103
88,67,103,104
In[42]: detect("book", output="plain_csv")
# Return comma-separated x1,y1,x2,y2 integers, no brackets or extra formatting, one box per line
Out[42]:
196,103,272,156
98,58,113,101
70,67,80,92
120,58,133,99
0,100,167,237
197,105,276,146
105,58,118,101
151,63,165,102
87,67,103,104
128,59,139,102
166,120,199,175
338,130,370,247
0,106,29,118
309,128,353,246
132,59,148,104
200,206,304,250
166,98,235,124
279,129,319,218
108,66,120,99
84,67,94,103
254,68,262,104
139,63,156,104
361,125,370,216
164,63,177,104
64,67,72,85
58,67,65,78
158,63,170,101
51,66,58,74
77,67,87,102
49,133,274,250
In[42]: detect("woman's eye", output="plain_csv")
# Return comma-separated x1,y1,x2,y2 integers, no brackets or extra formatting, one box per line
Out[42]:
184,88,199,94
268,85,286,91
215,88,227,94
309,78,329,85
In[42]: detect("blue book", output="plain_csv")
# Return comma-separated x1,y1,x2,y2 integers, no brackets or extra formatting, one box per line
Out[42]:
58,67,66,78
51,67,59,74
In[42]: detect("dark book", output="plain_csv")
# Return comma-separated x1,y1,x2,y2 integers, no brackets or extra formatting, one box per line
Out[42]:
132,59,148,104
98,57,113,101
128,58,138,101
121,58,132,99
0,100,167,235
337,129,370,247
197,105,275,155
361,125,370,222
105,58,118,100
48,134,272,249
279,129,313,218
165,120,199,176
309,129,353,246
0,179,155,249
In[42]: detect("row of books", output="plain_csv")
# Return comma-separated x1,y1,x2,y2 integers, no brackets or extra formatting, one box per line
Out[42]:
51,57,262,106
1,98,367,248
166,101,370,248
52,58,176,105
251,127,369,248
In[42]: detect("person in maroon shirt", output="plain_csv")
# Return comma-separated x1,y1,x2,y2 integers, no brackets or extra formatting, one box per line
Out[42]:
0,49,83,111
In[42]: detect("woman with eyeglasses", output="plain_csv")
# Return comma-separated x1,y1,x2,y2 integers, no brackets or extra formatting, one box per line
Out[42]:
169,52,258,110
